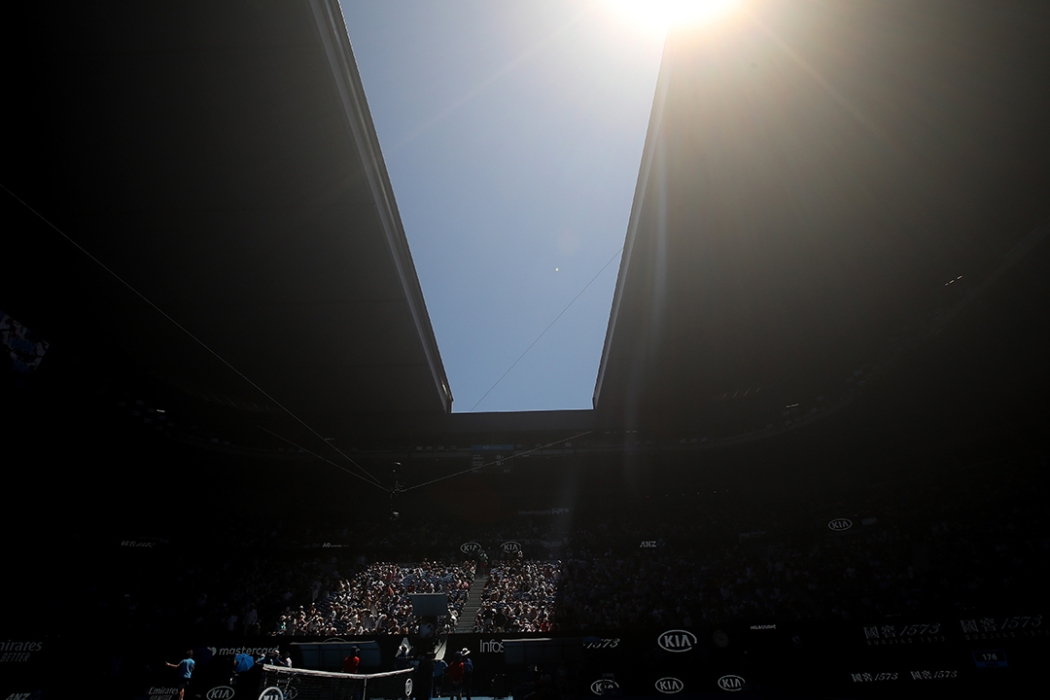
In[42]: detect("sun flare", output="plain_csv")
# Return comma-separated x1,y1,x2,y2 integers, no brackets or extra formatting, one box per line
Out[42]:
605,0,739,35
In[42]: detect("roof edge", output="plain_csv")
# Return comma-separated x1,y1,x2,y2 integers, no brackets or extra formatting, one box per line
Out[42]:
308,0,453,413
592,36,675,411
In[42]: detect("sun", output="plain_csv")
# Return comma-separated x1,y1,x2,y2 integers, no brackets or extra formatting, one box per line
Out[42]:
604,0,739,35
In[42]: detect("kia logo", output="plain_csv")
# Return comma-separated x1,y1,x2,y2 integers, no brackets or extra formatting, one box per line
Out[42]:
828,518,853,532
501,541,520,553
206,687,235,700
590,679,619,695
717,675,746,692
258,689,285,700
657,629,697,652
655,677,684,694
404,678,413,698
460,542,481,554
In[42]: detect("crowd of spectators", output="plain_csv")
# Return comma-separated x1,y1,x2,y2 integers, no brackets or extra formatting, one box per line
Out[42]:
550,461,1049,629
274,561,475,636
473,561,559,633
27,456,1046,639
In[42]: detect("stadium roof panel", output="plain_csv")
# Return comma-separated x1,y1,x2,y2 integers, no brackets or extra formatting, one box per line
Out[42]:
594,1,1050,428
3,0,452,420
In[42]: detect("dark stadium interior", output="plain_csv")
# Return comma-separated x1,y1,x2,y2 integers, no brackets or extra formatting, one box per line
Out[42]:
4,1,1050,698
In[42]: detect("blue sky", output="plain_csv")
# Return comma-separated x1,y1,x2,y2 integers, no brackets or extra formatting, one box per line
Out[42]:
339,1,665,412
